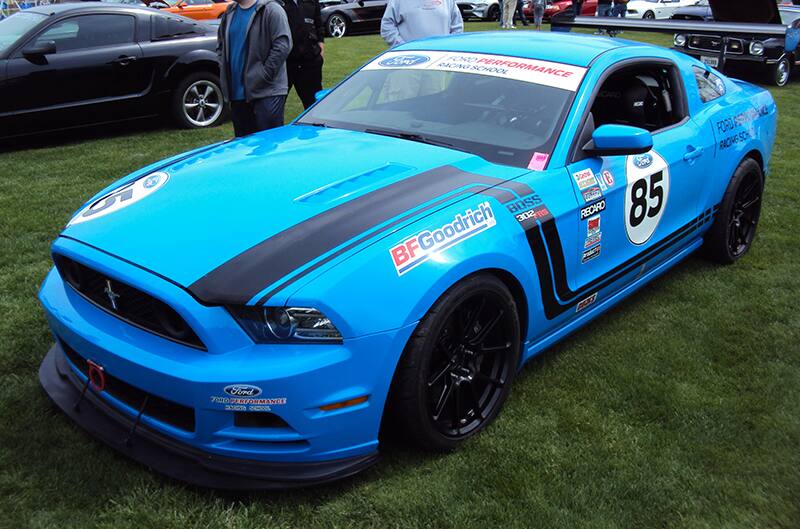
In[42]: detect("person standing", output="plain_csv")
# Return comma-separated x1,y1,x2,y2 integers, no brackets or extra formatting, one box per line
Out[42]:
514,0,529,26
501,0,516,28
612,0,627,17
217,0,292,137
283,0,325,110
531,0,546,30
573,0,583,17
596,0,612,17
381,0,463,46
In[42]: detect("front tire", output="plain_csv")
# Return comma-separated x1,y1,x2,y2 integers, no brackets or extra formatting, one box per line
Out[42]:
702,158,764,264
487,4,500,21
327,13,348,38
773,56,791,87
385,275,521,451
643,10,655,19
172,72,225,129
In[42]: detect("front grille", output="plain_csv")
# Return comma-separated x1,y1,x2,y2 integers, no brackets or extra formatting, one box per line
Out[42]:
61,338,196,432
687,35,744,55
54,255,205,350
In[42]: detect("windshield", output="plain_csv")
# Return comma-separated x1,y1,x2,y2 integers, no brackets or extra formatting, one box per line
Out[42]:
781,8,800,25
298,51,583,168
0,11,46,56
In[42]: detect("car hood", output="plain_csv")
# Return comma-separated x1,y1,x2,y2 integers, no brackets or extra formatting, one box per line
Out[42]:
708,0,781,24
61,125,521,305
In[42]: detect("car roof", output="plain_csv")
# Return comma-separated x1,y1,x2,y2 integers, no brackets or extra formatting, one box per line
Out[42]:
396,31,640,68
25,3,153,16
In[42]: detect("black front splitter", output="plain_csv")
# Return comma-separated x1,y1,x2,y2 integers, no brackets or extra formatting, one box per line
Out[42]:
38,342,380,490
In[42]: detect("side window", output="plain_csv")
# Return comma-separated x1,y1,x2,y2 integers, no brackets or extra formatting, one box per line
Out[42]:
151,15,202,40
589,63,686,133
692,66,725,103
33,15,135,53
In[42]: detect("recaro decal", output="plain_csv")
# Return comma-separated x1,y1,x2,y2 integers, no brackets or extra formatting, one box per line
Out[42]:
624,151,669,245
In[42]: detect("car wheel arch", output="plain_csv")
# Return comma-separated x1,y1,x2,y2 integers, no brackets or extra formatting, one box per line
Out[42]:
164,55,220,88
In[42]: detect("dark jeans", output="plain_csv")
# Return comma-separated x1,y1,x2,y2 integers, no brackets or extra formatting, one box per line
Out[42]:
515,0,528,24
612,3,627,16
230,95,286,137
287,56,324,110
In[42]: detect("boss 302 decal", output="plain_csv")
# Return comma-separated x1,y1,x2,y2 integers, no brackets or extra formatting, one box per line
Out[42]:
390,202,496,276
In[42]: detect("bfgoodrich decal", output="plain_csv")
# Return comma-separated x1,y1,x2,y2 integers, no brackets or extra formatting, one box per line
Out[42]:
390,202,496,276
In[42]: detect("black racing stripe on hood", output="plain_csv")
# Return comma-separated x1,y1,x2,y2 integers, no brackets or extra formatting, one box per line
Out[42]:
189,165,511,305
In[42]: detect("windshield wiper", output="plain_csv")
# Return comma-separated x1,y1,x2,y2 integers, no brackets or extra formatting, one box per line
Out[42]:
297,121,328,128
363,128,458,150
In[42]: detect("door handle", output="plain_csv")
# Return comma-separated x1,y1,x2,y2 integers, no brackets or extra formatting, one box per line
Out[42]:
683,145,703,162
111,56,137,66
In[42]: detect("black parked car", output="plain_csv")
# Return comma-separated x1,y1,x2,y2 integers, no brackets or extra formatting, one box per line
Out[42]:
670,0,712,21
322,0,386,38
672,0,800,87
0,4,224,139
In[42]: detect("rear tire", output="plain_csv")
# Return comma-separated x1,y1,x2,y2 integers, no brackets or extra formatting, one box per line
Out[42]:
702,158,764,264
385,274,521,452
172,72,226,129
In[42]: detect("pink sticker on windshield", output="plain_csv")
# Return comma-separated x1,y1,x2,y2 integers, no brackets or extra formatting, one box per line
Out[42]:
528,152,549,171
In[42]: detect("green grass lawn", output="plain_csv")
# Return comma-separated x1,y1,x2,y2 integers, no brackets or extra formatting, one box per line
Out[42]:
1,23,799,529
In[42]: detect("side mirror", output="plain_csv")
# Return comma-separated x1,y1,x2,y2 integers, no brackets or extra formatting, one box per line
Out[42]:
583,124,653,156
315,88,331,101
22,40,56,62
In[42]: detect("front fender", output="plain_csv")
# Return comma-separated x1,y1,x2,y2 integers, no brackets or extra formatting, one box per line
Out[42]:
286,197,541,341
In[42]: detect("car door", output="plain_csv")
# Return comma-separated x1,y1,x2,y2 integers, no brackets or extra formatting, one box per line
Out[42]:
562,61,707,306
3,12,147,129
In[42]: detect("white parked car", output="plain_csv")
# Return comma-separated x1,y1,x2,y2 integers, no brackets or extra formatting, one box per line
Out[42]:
625,0,700,19
472,0,501,21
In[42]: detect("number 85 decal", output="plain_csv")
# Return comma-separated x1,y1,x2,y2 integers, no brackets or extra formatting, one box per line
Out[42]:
625,152,670,245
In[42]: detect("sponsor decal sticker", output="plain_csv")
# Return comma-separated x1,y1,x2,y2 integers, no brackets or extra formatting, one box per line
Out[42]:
69,172,169,226
528,151,550,171
581,186,602,203
378,54,431,67
211,385,286,411
632,153,653,169
224,384,262,397
576,292,598,313
572,168,598,190
587,214,601,237
596,174,608,192
580,199,606,220
581,244,601,264
602,170,615,187
584,233,602,248
391,202,496,275
365,51,587,91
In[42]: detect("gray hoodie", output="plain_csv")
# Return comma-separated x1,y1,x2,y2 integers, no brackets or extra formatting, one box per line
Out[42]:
217,0,293,102
380,0,463,48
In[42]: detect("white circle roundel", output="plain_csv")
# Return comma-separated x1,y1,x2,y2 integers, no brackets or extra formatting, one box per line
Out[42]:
68,172,169,226
624,151,669,245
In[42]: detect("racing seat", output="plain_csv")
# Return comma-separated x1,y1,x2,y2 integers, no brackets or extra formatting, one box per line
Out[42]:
591,74,667,132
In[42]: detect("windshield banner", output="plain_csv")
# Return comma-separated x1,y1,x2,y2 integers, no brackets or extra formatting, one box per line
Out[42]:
364,51,587,92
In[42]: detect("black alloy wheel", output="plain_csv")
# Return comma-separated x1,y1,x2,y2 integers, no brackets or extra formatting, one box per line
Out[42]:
385,274,521,451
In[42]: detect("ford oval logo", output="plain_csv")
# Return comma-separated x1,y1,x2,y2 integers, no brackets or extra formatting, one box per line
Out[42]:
379,54,430,67
633,153,653,169
224,384,262,397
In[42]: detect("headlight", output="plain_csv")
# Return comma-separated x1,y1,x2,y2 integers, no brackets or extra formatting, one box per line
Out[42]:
749,41,764,56
674,34,686,47
229,306,343,344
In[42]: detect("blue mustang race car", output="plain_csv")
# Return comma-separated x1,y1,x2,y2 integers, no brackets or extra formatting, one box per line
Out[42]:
39,31,777,489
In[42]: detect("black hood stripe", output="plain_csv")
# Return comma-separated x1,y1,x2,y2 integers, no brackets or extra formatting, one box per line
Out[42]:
189,165,518,305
